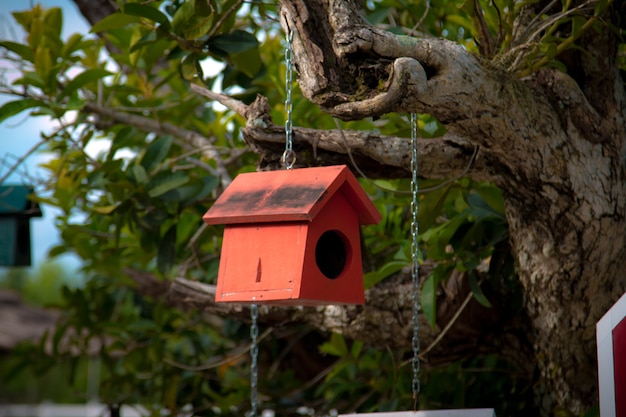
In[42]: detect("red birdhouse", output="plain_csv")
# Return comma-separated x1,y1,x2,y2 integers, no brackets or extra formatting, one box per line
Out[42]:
203,165,381,305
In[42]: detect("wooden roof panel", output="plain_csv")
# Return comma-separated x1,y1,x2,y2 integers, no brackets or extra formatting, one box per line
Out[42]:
203,165,380,225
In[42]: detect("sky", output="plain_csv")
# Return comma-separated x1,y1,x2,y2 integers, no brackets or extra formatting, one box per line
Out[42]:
0,0,89,270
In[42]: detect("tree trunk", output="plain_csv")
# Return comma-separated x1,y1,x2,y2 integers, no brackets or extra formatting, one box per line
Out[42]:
265,0,626,412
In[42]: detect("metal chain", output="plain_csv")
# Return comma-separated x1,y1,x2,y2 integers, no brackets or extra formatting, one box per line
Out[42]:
410,113,421,410
249,304,259,417
247,27,295,417
281,29,296,169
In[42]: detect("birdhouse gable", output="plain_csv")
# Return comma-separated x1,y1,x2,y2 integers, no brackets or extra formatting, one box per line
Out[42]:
203,165,380,225
0,186,42,218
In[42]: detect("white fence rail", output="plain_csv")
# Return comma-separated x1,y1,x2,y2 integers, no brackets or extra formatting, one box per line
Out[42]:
0,404,149,417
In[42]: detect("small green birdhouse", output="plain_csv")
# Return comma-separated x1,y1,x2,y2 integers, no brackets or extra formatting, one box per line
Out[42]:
0,185,42,267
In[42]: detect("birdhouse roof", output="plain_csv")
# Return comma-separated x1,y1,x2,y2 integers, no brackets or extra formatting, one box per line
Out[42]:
0,186,42,217
204,165,381,225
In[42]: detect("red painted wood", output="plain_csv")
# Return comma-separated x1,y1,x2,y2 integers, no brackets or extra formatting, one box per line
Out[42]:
298,191,365,304
205,165,380,305
613,317,626,417
215,222,307,302
203,165,381,225
214,192,365,305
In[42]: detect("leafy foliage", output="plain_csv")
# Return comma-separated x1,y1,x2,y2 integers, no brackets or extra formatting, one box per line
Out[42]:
1,0,615,415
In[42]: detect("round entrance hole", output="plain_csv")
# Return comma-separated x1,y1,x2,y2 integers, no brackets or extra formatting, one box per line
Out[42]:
315,230,348,279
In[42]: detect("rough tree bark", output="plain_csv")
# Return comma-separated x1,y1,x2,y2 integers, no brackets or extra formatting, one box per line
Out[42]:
262,0,626,412
69,0,626,413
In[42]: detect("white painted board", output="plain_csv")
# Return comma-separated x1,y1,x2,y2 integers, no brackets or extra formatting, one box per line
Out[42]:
596,292,626,417
339,409,496,417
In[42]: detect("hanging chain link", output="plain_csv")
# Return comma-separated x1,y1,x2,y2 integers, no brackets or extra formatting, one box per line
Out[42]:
410,113,421,410
247,27,296,417
249,304,259,417
281,29,296,169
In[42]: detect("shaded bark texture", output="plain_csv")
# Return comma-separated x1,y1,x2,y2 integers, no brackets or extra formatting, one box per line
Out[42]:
268,0,626,412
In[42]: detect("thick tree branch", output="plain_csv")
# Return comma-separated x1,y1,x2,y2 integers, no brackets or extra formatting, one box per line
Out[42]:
245,121,494,181
71,0,117,27
532,68,618,144
190,85,496,181
278,0,570,186
124,268,533,374
275,2,626,412
322,57,427,119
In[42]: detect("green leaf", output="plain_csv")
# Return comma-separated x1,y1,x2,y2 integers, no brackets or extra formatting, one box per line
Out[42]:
180,53,203,80
195,0,214,16
52,321,69,356
446,14,474,32
570,16,586,38
43,7,63,40
476,183,505,215
540,41,558,60
11,10,33,33
207,30,258,54
363,260,408,289
319,333,349,357
0,41,34,62
157,225,177,275
61,33,83,59
420,211,469,260
123,3,171,30
171,0,196,35
469,273,492,308
421,264,453,328
92,204,121,214
421,274,438,328
159,176,217,204
366,8,390,25
4,354,35,382
466,192,504,220
351,340,363,358
148,172,190,197
183,15,213,39
595,0,610,15
58,68,111,101
130,29,158,53
34,45,53,83
141,136,172,173
231,46,262,78
12,72,46,89
131,164,149,185
0,99,42,124
90,13,141,33
48,244,68,257
159,182,202,203
417,182,452,232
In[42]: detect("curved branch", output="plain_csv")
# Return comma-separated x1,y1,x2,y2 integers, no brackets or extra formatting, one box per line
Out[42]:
532,68,618,144
321,57,427,120
190,84,249,118
278,0,570,187
189,86,496,181
83,102,232,186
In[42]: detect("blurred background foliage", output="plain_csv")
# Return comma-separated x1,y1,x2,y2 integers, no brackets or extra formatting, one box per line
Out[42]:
1,0,618,415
